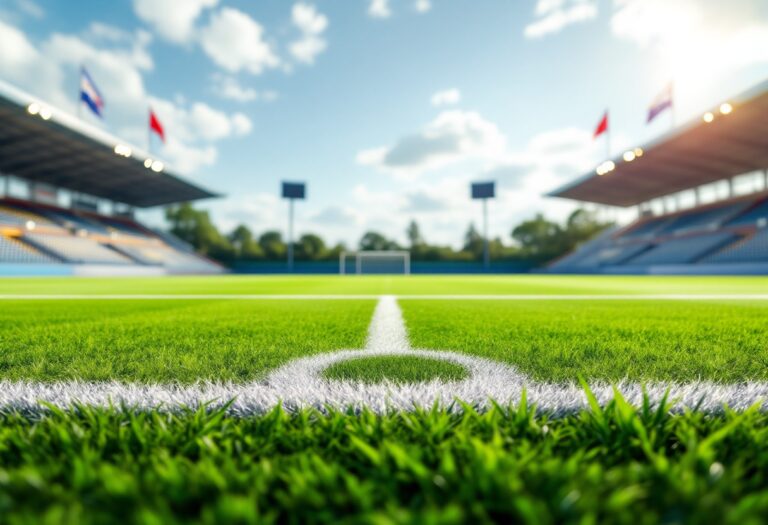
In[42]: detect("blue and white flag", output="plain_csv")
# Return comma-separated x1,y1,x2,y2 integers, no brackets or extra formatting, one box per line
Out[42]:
80,67,104,117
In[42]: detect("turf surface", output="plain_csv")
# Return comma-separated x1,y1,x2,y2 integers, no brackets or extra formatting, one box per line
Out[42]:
322,355,468,384
0,299,374,383
2,398,768,524
1,274,768,295
402,299,768,382
2,275,768,523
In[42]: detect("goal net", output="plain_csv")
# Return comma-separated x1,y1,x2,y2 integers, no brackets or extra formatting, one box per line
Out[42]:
339,251,411,275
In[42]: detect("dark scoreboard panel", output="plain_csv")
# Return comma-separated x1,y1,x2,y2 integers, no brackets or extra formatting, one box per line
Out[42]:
282,182,306,199
471,181,495,199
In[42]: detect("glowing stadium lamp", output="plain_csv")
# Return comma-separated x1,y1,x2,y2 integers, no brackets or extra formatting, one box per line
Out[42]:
623,150,636,162
703,112,714,123
634,147,644,157
25,220,36,231
27,103,40,115
719,103,733,115
144,158,153,168
282,181,306,272
114,144,132,158
151,160,164,172
470,181,495,271
39,107,52,120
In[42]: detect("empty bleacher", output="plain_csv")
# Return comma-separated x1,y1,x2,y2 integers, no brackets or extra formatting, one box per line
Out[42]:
705,228,768,264
0,235,58,264
23,233,133,264
550,193,768,273
0,198,223,274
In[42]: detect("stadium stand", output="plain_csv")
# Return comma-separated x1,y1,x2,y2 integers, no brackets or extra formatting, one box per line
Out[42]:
0,235,58,264
548,79,768,274
0,79,223,275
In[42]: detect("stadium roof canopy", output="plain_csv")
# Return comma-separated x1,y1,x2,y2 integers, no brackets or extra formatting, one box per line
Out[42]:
549,79,768,207
0,80,218,208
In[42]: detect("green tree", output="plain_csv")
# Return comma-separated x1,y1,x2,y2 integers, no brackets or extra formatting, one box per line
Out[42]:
359,231,400,251
165,203,233,260
296,233,327,260
406,220,424,248
463,223,484,257
228,225,264,260
258,231,286,260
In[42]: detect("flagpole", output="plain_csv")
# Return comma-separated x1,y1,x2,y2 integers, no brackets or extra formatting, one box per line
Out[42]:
147,109,152,157
76,65,81,120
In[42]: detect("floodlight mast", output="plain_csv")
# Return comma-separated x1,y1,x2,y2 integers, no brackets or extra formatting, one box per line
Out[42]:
471,181,496,271
281,181,306,272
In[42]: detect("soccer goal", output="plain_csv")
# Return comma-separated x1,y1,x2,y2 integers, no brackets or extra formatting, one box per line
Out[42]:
339,251,411,275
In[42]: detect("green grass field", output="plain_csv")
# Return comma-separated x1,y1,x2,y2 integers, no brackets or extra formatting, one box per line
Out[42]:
1,275,768,524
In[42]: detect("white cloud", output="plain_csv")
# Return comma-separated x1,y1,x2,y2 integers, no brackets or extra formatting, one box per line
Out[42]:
210,73,278,103
369,0,391,19
0,19,252,175
357,110,507,177
199,7,280,74
610,0,768,118
430,88,461,107
312,206,361,226
524,0,597,38
415,0,431,13
289,3,328,64
133,0,218,44
14,0,44,18
148,98,252,143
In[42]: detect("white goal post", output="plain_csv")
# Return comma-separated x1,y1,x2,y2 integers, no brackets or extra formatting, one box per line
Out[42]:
339,251,411,275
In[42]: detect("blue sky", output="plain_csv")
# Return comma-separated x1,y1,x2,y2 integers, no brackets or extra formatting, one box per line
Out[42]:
1,0,767,247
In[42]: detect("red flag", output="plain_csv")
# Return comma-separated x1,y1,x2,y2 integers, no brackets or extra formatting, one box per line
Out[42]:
593,111,608,139
149,109,165,143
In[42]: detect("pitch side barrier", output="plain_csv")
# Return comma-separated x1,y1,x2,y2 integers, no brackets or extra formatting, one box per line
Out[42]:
231,260,536,274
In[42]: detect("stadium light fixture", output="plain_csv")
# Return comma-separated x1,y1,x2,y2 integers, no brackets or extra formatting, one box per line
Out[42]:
39,107,52,120
27,103,40,115
114,144,132,158
703,112,714,123
719,102,733,115
25,220,35,231
596,160,616,176
151,160,164,172
143,158,153,168
623,150,636,162
282,181,306,272
470,181,496,271
634,147,644,157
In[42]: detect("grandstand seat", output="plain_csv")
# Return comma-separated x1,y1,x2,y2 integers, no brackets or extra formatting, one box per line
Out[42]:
0,235,58,263
727,198,768,227
704,228,768,264
575,242,652,267
0,204,55,227
23,234,133,264
110,243,221,272
656,202,749,235
625,232,739,265
621,216,674,239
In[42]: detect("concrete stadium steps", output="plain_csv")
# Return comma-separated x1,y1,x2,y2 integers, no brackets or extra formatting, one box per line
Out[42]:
0,235,59,264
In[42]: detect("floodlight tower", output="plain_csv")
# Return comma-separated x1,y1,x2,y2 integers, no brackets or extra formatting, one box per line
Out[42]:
470,181,496,271
282,181,306,272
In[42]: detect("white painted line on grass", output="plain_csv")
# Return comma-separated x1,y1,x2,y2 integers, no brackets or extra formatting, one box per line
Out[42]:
1,295,767,415
0,294,767,300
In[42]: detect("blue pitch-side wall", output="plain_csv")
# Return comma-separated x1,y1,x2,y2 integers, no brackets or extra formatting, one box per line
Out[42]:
230,261,536,274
